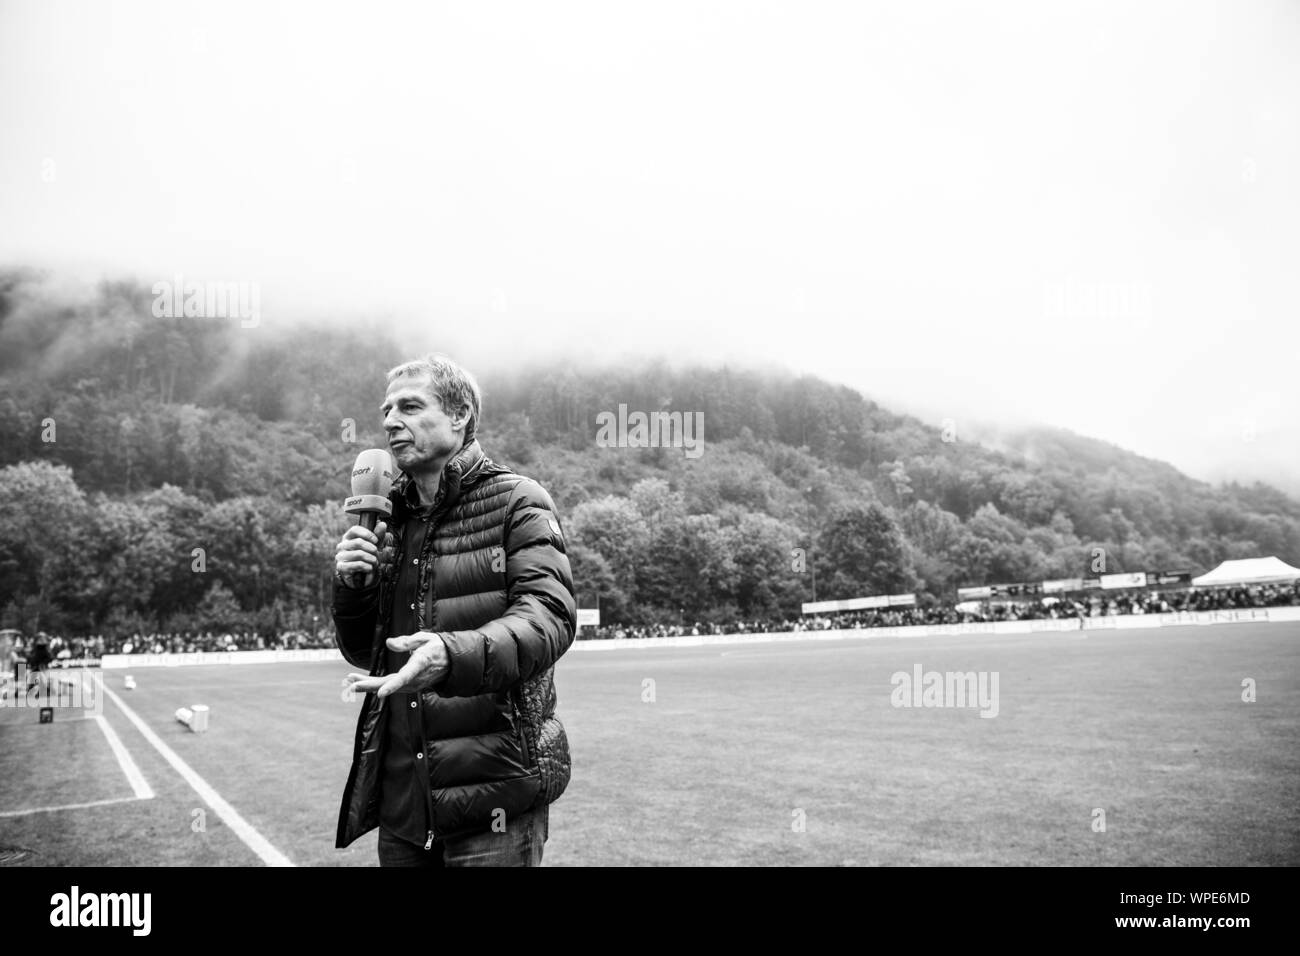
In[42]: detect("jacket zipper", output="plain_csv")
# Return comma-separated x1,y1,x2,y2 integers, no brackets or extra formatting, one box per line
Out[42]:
416,510,438,849
513,690,532,768
421,730,436,848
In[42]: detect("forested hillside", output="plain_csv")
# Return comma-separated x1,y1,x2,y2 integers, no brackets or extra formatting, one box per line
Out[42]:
2,269,1297,636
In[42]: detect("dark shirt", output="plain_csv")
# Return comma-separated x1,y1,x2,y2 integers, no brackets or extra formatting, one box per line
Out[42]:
378,506,434,846
27,644,52,671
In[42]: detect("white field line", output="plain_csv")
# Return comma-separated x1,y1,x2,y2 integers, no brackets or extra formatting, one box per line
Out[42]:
94,674,294,867
83,672,154,799
0,795,145,818
92,714,155,799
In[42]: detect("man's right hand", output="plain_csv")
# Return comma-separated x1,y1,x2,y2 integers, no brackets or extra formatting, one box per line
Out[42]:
335,522,389,588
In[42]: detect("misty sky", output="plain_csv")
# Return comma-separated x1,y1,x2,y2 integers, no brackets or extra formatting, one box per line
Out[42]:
1,1,1297,491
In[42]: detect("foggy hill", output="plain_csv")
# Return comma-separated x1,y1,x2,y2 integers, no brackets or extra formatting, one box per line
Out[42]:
1,269,1297,632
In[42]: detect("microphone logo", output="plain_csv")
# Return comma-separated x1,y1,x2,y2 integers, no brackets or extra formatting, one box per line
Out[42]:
345,449,396,518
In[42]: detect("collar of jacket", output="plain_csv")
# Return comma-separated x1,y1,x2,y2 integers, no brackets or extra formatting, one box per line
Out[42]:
389,438,487,524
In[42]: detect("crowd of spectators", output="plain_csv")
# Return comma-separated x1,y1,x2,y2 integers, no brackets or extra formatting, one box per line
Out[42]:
7,583,1299,657
5,628,337,666
585,582,1300,640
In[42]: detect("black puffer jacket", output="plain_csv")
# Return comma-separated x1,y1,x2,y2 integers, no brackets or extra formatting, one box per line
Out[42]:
332,439,576,847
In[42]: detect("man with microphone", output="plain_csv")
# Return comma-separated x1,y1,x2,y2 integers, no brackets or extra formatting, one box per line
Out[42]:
332,354,576,866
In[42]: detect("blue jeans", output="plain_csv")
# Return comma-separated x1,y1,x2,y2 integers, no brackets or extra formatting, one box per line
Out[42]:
377,805,548,867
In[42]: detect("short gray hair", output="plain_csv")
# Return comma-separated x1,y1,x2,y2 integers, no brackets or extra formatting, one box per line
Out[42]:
385,354,482,445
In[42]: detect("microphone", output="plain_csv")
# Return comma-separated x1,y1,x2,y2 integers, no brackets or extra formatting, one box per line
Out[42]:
343,448,396,586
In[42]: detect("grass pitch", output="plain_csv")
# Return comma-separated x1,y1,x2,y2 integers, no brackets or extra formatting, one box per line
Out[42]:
1,622,1296,866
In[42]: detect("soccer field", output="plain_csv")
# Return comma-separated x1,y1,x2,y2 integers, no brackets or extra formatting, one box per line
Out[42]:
2,623,1297,866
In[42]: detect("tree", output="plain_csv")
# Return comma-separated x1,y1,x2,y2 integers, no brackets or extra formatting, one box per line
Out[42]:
0,461,90,632
724,512,807,618
568,494,651,620
194,582,248,633
817,502,916,599
292,501,352,615
196,496,298,612
567,542,626,621
957,503,1042,584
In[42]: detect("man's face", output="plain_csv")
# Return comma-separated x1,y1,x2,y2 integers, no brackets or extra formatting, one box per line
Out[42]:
380,374,466,474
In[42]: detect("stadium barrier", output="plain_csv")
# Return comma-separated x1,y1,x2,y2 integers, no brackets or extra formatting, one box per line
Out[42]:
52,657,103,669
1157,606,1300,626
101,648,343,669
1080,614,1162,631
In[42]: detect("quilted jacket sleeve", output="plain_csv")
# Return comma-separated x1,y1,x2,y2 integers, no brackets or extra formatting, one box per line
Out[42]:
437,479,577,697
332,574,379,671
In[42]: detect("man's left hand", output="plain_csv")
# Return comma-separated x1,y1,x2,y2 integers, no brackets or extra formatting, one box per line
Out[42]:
345,632,450,699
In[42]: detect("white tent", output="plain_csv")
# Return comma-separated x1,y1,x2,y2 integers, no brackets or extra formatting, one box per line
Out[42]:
1191,556,1300,588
